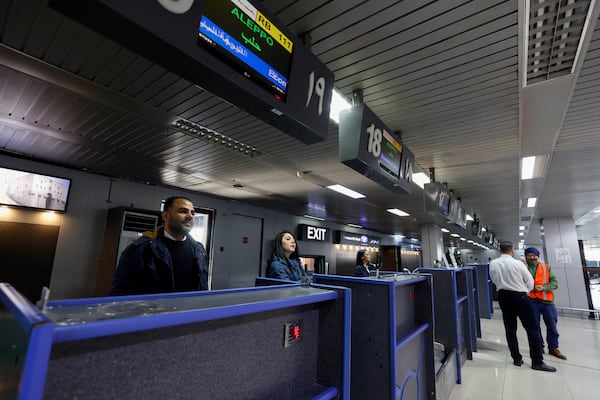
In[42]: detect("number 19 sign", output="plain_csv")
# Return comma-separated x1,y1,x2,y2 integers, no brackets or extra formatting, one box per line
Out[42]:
338,104,413,194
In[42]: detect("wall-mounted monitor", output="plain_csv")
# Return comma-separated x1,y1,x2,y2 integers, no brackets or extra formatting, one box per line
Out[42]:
0,167,71,212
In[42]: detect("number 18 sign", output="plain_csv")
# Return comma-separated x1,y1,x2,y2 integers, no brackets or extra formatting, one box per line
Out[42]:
338,104,413,194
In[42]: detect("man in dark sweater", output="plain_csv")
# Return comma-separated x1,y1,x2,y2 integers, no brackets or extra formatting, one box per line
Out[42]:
110,196,209,296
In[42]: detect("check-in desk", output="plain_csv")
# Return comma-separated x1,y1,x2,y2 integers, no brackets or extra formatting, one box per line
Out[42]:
415,267,473,392
0,282,350,400
459,266,480,348
467,263,494,319
312,273,435,400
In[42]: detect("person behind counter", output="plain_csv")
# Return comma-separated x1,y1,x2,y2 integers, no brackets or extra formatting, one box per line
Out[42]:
266,230,308,281
354,250,371,277
109,196,209,296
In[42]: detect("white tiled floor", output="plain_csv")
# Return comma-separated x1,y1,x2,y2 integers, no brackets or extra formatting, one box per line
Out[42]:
449,303,600,400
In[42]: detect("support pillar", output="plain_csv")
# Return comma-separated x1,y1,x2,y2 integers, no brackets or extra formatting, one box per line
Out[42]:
540,218,588,309
421,224,444,267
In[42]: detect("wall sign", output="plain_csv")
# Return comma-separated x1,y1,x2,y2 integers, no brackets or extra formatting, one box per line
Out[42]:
50,0,334,144
338,104,413,193
297,224,330,242
334,231,381,246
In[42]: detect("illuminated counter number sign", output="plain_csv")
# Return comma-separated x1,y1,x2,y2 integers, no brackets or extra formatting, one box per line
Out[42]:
339,104,414,194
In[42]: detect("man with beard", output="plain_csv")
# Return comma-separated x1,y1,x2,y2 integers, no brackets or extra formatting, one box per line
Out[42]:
110,196,209,295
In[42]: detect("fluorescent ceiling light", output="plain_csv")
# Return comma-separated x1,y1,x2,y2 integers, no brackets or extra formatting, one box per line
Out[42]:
329,89,352,124
441,228,450,233
326,184,366,199
519,226,525,230
303,214,325,221
460,237,466,241
347,223,362,228
519,232,524,236
410,238,418,242
521,156,536,180
481,227,487,232
412,172,430,189
393,234,405,240
450,233,460,237
527,197,537,208
386,208,410,217
467,240,473,243
593,209,600,213
465,214,474,221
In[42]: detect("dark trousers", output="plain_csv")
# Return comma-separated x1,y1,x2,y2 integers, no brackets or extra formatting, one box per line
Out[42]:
531,300,560,350
497,290,543,365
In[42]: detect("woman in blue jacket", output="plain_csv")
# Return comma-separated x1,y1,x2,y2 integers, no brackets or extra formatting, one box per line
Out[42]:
266,230,307,281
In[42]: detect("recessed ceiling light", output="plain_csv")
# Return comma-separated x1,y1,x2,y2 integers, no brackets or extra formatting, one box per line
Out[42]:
441,228,450,233
328,89,352,124
326,184,366,199
412,172,430,189
519,226,525,230
466,214,474,221
386,208,409,217
450,233,460,237
521,156,536,180
303,214,325,221
527,197,537,208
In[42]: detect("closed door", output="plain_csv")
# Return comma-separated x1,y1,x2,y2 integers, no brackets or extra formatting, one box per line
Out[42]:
220,214,263,289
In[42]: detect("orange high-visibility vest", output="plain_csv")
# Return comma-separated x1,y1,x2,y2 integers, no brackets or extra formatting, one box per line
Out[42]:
529,262,554,302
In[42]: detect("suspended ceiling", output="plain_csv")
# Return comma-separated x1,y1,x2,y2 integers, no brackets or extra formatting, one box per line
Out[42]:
1,0,600,251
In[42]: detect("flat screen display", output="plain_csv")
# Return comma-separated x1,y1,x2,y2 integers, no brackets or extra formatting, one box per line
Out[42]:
198,0,293,100
378,129,402,179
437,187,450,215
0,167,71,212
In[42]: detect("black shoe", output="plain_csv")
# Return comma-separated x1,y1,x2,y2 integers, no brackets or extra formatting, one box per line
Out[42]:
532,362,556,372
513,359,523,366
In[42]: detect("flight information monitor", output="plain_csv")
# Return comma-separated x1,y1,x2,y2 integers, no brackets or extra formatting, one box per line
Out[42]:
198,0,293,100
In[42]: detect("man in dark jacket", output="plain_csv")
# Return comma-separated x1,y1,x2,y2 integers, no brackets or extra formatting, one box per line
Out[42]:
109,196,209,296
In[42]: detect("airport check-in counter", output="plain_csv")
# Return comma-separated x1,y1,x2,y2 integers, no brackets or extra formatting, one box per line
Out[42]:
467,263,494,319
0,282,350,400
415,268,472,390
457,266,480,350
312,273,435,400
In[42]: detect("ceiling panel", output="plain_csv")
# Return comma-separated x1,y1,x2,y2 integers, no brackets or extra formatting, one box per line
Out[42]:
0,0,599,251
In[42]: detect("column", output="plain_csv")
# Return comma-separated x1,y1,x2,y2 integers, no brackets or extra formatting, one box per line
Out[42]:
540,218,588,309
421,224,444,267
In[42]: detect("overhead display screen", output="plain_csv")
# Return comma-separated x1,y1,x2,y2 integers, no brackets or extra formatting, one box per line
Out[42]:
198,0,293,100
339,104,413,194
49,0,334,144
378,129,403,179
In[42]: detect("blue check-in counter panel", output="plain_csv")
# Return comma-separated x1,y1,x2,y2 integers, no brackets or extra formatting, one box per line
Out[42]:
312,273,435,400
0,282,350,400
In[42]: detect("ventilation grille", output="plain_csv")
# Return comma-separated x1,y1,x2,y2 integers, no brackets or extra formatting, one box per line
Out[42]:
521,216,532,221
122,211,159,233
527,0,591,85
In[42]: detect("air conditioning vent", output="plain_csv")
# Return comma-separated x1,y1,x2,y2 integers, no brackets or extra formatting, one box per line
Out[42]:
527,0,592,85
122,211,159,233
